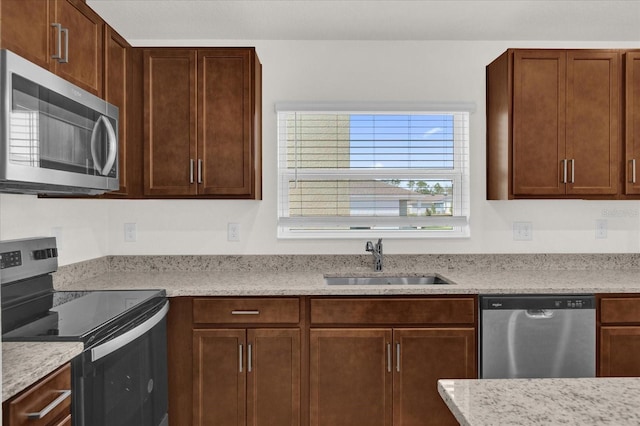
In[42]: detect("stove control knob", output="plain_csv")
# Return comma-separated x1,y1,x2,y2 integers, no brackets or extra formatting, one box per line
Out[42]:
33,248,58,260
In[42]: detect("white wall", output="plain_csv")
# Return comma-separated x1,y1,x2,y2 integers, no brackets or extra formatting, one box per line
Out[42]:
3,40,640,264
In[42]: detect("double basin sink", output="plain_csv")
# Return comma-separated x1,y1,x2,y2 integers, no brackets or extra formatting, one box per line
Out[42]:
324,274,453,286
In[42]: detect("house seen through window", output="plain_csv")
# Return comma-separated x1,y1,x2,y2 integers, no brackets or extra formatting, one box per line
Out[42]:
277,105,471,238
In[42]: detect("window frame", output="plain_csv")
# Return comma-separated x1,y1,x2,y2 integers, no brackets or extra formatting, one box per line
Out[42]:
276,102,474,239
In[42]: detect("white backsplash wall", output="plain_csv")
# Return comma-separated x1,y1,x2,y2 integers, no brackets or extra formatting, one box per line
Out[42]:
0,194,109,265
2,40,640,263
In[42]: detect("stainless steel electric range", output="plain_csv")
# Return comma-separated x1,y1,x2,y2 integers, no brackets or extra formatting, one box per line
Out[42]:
0,237,169,426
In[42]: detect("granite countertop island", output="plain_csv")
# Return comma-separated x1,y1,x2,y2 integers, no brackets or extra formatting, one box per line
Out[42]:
438,377,640,425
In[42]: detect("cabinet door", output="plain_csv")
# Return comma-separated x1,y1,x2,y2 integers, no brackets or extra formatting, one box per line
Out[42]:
626,52,640,194
566,51,620,195
143,49,198,196
52,0,103,95
247,329,300,426
600,326,640,377
393,328,476,426
512,50,566,196
193,329,246,426
309,329,392,426
0,0,52,70
104,26,130,195
198,49,256,197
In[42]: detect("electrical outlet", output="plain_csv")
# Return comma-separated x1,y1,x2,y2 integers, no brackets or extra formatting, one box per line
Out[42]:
513,222,532,241
595,219,608,239
124,223,137,242
228,223,240,241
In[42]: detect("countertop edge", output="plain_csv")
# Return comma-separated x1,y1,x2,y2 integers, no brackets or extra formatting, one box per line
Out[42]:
2,342,83,402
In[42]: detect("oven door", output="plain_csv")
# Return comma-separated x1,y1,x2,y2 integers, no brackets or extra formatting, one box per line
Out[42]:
74,301,169,426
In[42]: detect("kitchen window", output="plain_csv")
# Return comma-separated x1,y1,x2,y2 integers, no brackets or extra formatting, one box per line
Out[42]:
276,102,472,239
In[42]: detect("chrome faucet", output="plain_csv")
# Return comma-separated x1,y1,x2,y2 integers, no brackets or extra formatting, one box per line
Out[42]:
365,238,383,272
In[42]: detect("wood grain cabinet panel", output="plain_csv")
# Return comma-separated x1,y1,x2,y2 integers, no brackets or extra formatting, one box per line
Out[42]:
193,328,301,426
598,295,640,377
103,25,131,196
193,298,300,324
143,48,261,199
310,297,475,325
393,328,475,426
487,49,621,199
2,363,72,426
626,51,640,194
309,297,477,426
310,328,393,426
0,0,103,95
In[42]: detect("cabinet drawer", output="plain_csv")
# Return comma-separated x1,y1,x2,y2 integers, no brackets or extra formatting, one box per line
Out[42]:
311,297,475,325
600,297,640,324
6,364,71,426
193,298,300,324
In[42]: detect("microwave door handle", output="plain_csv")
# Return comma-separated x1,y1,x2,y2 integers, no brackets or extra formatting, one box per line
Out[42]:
90,115,118,176
90,301,169,362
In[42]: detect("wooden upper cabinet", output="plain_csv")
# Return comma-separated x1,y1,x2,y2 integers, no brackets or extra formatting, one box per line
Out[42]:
487,49,621,199
565,51,619,195
0,0,104,95
143,48,262,199
52,0,104,95
626,52,640,195
104,26,130,196
143,49,198,196
0,0,52,69
512,50,566,196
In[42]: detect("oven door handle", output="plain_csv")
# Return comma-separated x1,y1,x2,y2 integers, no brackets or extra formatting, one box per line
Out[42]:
91,301,169,362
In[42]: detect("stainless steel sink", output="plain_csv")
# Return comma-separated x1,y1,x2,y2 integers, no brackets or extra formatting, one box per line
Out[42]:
324,274,453,285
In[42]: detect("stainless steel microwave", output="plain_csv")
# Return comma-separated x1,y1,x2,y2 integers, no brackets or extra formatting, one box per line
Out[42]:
0,49,119,195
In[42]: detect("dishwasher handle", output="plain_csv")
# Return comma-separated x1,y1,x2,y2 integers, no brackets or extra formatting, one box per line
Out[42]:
525,309,554,319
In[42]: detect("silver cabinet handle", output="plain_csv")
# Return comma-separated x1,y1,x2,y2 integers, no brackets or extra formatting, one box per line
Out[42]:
561,159,568,184
60,27,69,63
632,159,637,184
190,159,195,184
386,343,391,373
231,310,260,315
396,343,400,372
197,159,203,184
239,344,244,373
248,343,253,372
570,159,575,184
51,23,63,60
27,390,71,419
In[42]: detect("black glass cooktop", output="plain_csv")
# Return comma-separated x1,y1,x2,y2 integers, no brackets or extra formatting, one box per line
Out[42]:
3,290,164,341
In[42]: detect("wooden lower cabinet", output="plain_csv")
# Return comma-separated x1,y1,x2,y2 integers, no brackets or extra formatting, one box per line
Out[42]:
193,328,301,426
310,329,393,426
310,327,476,426
598,295,640,377
2,363,72,426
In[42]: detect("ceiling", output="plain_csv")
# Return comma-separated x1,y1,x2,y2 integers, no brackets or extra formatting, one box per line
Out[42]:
88,0,640,42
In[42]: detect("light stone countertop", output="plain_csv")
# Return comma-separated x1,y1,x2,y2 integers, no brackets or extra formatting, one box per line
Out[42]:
438,378,640,425
2,341,83,402
55,268,640,296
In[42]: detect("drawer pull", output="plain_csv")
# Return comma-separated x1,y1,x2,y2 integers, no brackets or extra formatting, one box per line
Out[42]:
231,310,260,315
27,390,71,419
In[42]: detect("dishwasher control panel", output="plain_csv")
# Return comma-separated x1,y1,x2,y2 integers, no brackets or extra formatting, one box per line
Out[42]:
481,295,595,310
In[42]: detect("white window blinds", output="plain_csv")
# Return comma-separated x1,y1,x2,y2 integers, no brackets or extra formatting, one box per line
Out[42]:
276,103,472,238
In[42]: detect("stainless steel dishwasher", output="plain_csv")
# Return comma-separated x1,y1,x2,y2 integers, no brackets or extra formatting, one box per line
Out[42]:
479,294,595,379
